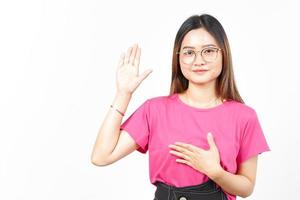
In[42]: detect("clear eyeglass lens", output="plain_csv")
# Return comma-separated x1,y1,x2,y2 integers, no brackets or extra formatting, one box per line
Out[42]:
181,48,219,64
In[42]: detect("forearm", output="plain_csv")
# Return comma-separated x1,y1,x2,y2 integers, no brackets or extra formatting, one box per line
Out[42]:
208,167,254,198
91,92,132,164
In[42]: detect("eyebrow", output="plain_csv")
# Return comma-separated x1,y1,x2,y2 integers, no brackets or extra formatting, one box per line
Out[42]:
182,44,217,49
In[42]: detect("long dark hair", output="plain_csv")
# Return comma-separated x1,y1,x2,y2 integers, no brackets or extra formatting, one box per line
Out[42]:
169,14,244,103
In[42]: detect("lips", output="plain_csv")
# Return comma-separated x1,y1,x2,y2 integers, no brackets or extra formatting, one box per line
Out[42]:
193,69,208,72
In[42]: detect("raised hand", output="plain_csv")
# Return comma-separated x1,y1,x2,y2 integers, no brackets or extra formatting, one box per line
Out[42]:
116,44,153,95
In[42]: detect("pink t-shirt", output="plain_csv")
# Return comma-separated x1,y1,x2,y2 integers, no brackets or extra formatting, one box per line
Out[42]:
120,93,271,200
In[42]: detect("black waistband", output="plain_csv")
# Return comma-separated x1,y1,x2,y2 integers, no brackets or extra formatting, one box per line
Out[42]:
154,179,227,200
155,179,218,191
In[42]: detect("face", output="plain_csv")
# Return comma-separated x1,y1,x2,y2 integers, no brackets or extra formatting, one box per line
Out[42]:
179,28,223,86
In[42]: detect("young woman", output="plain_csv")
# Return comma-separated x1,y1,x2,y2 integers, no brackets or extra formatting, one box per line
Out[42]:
91,14,271,200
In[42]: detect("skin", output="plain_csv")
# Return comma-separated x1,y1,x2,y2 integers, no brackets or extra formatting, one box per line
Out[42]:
169,28,258,198
91,44,153,166
92,39,257,198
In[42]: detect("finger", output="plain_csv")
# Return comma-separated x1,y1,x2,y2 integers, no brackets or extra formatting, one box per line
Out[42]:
169,144,187,152
134,47,141,66
174,142,197,152
124,47,133,64
136,69,153,84
176,159,192,167
117,53,125,69
169,150,191,161
129,44,138,65
207,132,217,149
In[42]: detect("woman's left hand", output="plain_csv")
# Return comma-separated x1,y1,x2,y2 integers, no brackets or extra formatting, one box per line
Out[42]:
168,132,223,179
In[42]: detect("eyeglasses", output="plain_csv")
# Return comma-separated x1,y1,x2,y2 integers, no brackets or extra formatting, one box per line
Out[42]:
176,47,222,64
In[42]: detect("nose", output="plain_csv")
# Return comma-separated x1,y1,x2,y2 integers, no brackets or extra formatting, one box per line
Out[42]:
194,51,206,65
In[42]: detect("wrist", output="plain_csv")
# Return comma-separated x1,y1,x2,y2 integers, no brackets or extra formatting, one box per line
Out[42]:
111,91,132,116
116,91,132,98
207,165,224,181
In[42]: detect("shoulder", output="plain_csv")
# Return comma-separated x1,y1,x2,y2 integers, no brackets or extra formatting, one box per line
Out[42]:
145,94,175,105
141,94,176,113
225,100,259,122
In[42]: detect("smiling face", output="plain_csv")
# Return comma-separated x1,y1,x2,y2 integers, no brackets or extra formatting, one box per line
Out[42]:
179,28,223,86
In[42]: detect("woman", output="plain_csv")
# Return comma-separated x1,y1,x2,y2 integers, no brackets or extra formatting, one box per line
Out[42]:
91,14,270,200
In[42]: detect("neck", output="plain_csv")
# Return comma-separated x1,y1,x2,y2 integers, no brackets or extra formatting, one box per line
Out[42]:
182,80,221,107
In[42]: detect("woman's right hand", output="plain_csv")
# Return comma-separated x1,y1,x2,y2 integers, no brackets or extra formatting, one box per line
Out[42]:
116,44,153,95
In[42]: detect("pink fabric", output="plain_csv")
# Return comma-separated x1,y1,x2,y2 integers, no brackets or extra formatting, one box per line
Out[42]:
120,93,270,200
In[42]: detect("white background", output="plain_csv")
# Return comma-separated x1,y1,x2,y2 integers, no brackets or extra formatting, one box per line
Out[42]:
0,0,299,199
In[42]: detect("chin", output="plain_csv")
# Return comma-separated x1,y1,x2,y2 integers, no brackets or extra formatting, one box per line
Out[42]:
189,76,216,85
190,79,211,85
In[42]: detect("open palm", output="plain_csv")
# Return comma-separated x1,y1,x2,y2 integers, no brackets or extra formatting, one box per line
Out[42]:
116,44,153,95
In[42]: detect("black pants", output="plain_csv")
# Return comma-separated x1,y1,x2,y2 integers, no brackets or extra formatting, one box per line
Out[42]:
153,179,228,200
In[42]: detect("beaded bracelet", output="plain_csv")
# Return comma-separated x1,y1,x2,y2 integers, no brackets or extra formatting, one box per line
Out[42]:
110,104,125,116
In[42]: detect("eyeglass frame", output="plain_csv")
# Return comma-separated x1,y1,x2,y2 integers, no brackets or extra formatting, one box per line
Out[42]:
176,47,223,64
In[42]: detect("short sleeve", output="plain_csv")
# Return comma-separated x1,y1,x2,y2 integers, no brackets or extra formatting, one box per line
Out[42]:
120,100,150,154
236,110,271,164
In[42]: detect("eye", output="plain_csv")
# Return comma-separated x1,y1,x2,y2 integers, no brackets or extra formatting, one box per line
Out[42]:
183,50,194,56
203,48,217,55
